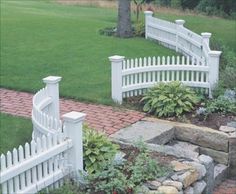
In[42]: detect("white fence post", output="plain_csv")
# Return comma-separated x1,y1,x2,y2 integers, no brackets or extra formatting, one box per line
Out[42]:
144,11,153,39
109,55,125,104
208,51,222,96
175,19,185,52
43,76,62,120
201,32,212,47
63,111,86,177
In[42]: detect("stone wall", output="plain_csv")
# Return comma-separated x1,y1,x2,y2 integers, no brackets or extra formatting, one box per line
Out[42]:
141,155,214,194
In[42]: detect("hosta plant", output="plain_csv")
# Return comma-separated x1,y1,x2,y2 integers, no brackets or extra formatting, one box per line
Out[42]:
141,81,199,117
83,126,119,174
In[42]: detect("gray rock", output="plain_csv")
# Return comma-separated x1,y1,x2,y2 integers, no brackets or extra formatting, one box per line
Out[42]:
227,121,236,128
198,155,214,194
199,147,228,165
193,180,206,194
147,143,199,160
175,125,229,152
184,186,194,194
219,126,236,133
145,181,161,190
183,161,206,180
214,164,228,187
167,141,199,153
162,180,183,191
229,131,236,137
229,136,236,177
171,174,179,181
198,155,213,168
110,121,174,144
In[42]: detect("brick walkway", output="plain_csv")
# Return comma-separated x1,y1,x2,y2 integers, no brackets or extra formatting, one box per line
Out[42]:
0,88,144,135
213,179,236,194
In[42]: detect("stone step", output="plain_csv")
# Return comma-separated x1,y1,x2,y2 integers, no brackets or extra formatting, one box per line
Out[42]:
111,120,174,144
167,140,200,153
214,164,228,187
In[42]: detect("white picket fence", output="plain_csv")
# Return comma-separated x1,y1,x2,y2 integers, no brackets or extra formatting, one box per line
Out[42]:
144,11,221,66
109,12,222,104
32,76,62,139
0,76,85,194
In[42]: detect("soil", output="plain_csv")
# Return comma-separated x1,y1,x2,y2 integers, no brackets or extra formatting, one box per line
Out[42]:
124,96,236,130
119,143,176,166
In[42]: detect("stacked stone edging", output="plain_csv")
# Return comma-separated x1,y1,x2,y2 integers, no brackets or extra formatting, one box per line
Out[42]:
144,118,236,177
140,155,212,194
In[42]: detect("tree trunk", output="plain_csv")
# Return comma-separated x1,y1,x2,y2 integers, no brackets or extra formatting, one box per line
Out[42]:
117,0,133,38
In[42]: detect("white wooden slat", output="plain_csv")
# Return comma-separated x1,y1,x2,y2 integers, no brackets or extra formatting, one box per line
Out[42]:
0,154,8,194
18,146,26,191
31,141,37,184
36,138,43,181
24,143,32,187
7,152,14,194
139,58,142,67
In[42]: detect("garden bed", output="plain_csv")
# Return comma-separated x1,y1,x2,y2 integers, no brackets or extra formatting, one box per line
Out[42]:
124,95,236,130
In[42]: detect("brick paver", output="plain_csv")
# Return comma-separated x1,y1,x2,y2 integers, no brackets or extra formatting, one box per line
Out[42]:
0,88,144,135
213,179,236,194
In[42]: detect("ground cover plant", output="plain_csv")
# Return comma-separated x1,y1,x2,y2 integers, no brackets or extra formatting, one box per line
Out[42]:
0,113,32,153
40,141,170,194
1,0,235,105
83,126,119,174
141,81,199,117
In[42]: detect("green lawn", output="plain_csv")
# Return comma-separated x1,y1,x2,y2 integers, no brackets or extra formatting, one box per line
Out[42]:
0,113,32,154
1,0,235,104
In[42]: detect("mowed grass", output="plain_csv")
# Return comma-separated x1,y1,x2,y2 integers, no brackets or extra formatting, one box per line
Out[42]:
0,113,32,154
1,1,235,104
0,0,175,104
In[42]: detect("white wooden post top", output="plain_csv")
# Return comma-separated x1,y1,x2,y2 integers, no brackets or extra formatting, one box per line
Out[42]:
144,11,153,16
62,111,86,123
109,55,125,62
201,32,212,38
208,51,222,57
175,19,185,26
43,76,62,84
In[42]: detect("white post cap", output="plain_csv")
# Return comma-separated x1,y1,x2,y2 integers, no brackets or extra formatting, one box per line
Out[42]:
209,51,222,57
144,11,153,16
63,111,86,123
201,32,212,38
43,76,62,84
109,55,125,62
175,19,185,25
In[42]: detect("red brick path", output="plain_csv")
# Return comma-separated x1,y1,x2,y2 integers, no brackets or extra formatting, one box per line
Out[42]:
0,88,144,135
213,179,236,194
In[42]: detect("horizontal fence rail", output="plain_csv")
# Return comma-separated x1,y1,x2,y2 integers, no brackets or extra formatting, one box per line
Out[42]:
0,76,85,194
110,55,211,104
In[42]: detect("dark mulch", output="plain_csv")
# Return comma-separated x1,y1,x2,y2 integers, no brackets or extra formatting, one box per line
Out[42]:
119,143,176,166
124,96,236,130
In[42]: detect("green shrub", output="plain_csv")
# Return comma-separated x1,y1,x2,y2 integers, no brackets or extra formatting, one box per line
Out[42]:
141,81,199,117
211,39,236,97
85,142,165,194
133,21,145,37
83,127,119,174
206,95,236,115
